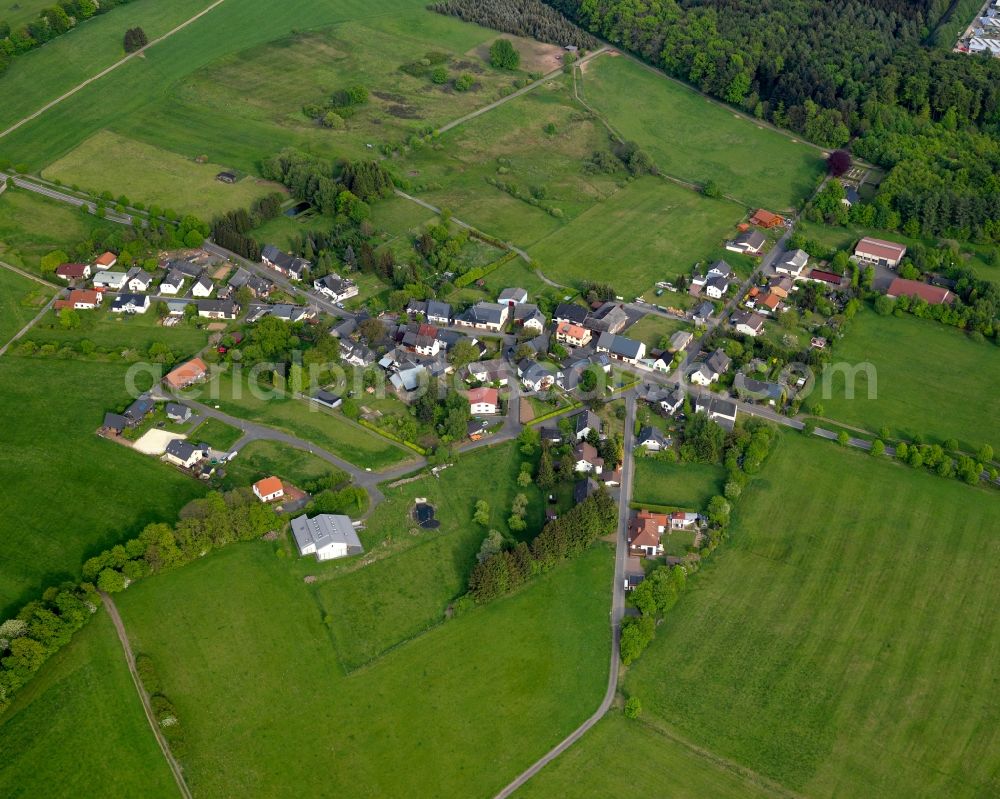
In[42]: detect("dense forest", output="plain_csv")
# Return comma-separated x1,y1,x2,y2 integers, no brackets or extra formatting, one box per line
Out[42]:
541,0,1000,241
429,0,598,50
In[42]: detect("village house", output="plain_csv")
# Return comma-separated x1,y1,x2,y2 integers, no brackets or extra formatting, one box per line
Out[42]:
854,237,907,269
636,426,670,452
692,301,715,327
553,302,588,326
568,408,601,441
573,442,604,474
291,514,364,561
94,251,118,269
512,304,546,333
228,267,273,298
749,209,784,228
468,386,499,415
628,510,667,557
584,302,629,335
731,309,766,337
595,332,646,365
164,439,208,470
269,304,316,323
124,396,155,427
466,358,509,386
197,299,239,320
341,339,376,367
314,273,359,303
124,267,153,293
735,373,786,405
668,330,693,353
669,511,699,530
659,386,686,416
769,276,794,298
55,263,90,281
164,357,208,390
159,270,185,295
497,287,528,306
758,292,782,314
261,245,310,280
165,403,191,423
54,289,102,310
253,476,285,503
689,348,731,386
407,299,453,325
191,274,214,298
92,270,127,290
110,293,150,314
695,394,739,430
726,229,767,255
454,302,509,332
555,320,592,348
774,249,808,279
518,360,554,392
886,277,954,305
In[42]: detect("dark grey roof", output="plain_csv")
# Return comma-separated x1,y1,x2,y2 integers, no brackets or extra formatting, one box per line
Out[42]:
262,245,310,276
165,402,189,419
198,299,239,316
125,397,154,420
707,349,731,375
637,426,668,446
103,412,127,432
426,300,451,320
165,439,204,461
312,390,342,407
735,230,766,249
111,293,148,310
554,302,588,325
459,302,505,326
570,409,600,436
694,301,715,319
162,269,185,287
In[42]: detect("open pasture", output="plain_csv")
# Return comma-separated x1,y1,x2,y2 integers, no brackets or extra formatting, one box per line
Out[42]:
580,53,823,211
625,433,1000,797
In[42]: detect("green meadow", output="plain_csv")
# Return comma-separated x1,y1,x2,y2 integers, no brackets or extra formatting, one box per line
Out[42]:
625,433,1000,797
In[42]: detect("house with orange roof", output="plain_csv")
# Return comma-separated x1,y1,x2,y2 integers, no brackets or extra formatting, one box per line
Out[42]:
94,251,118,268
628,510,667,557
555,320,592,348
749,209,784,228
164,357,208,390
253,476,285,502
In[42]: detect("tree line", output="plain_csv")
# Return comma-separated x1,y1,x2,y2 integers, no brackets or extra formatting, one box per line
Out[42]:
0,489,279,716
0,0,139,75
544,0,1000,242
210,192,283,261
430,0,598,51
467,489,618,603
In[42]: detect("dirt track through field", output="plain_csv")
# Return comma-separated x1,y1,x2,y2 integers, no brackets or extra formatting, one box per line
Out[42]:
0,0,227,140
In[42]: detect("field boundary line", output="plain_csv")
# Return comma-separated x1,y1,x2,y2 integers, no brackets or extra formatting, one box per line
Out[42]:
0,258,60,289
0,291,58,357
100,593,193,799
0,0,227,141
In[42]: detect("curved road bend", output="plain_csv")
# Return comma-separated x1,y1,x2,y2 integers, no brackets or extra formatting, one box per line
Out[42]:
101,593,193,799
494,393,634,798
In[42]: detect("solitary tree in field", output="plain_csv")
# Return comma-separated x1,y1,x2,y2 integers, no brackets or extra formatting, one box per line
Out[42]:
123,27,148,53
827,149,852,176
489,38,520,70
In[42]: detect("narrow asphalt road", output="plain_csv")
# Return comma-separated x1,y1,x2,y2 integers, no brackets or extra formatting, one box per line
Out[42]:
0,0,227,140
494,393,634,798
100,593,193,799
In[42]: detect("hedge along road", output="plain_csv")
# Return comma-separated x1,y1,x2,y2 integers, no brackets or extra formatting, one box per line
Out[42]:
0,0,228,140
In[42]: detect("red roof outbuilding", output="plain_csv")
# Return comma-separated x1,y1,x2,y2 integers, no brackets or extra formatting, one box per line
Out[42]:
886,278,954,305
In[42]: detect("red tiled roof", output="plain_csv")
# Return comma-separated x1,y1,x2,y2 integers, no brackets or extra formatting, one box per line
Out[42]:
886,278,953,305
417,323,438,338
468,387,498,406
855,237,906,261
556,320,588,340
164,357,208,389
750,209,783,227
253,476,284,497
94,251,117,266
56,263,88,277
761,293,780,310
809,269,844,285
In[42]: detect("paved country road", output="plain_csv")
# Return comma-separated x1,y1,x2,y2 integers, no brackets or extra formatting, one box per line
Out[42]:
101,593,193,799
494,393,635,798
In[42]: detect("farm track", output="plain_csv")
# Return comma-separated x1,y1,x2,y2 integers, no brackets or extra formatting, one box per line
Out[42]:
101,593,193,799
0,0,228,140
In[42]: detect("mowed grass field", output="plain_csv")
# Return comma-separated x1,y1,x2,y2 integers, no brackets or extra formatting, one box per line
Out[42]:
530,177,747,293
625,433,1000,797
27,305,209,354
0,0,214,134
821,308,1000,453
206,372,410,470
0,267,54,347
515,714,775,799
0,610,177,799
43,131,286,218
0,188,113,274
0,357,206,616
632,458,726,509
314,442,547,669
581,54,823,211
115,542,613,797
219,439,344,490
